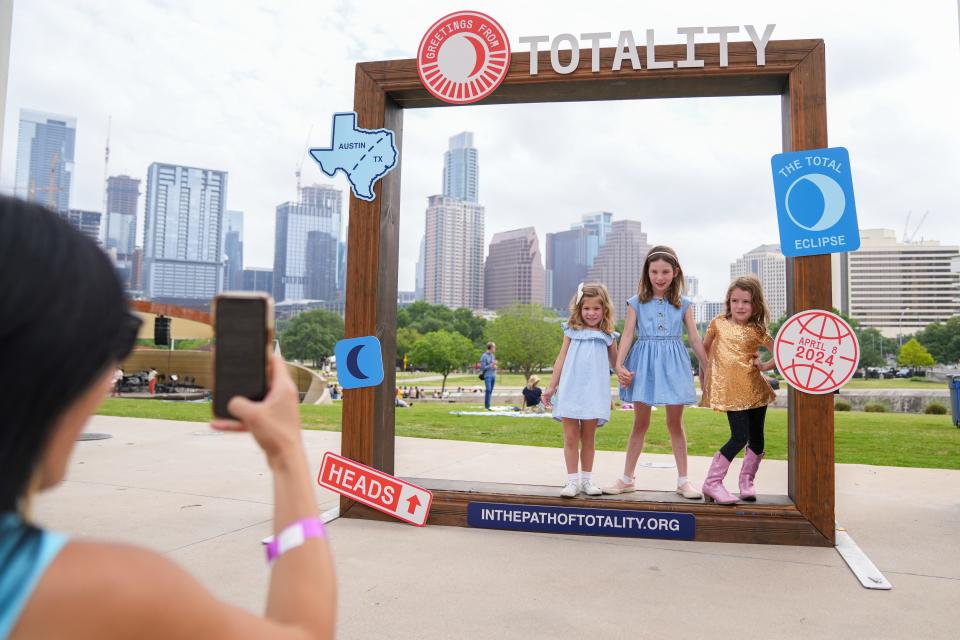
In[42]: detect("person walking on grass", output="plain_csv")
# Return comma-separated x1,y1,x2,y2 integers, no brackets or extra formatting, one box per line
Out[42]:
480,342,497,410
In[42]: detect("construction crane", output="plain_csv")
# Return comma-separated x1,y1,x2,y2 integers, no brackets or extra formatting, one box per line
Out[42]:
294,125,315,203
902,210,929,243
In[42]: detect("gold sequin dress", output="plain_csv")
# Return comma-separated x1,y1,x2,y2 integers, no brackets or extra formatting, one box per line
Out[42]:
699,315,776,411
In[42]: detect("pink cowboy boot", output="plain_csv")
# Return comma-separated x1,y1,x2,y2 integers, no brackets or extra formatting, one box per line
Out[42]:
701,452,738,505
739,449,764,502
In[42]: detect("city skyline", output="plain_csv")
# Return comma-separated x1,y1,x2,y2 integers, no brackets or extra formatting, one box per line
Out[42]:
2,2,959,303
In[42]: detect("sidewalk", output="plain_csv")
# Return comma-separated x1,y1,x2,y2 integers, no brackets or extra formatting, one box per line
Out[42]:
34,416,960,639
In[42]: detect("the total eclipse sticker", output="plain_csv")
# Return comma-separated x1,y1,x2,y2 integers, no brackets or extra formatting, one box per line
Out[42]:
417,11,511,105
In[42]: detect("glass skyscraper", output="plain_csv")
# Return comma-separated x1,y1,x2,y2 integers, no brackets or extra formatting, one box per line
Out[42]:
273,184,342,302
141,163,228,302
14,109,76,212
442,131,478,203
223,209,244,291
105,175,141,288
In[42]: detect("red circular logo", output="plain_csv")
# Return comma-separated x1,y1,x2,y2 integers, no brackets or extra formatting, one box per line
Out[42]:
774,310,860,395
417,11,511,105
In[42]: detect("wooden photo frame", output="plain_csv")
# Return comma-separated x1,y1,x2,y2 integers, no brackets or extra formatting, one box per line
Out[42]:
339,38,834,546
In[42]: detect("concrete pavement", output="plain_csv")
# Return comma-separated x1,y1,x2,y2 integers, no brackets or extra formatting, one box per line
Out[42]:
33,416,960,639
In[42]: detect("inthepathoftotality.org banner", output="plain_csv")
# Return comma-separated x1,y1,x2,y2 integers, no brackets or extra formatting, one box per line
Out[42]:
467,502,695,540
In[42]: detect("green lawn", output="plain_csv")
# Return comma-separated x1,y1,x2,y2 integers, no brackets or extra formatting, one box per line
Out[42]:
97,398,959,470
398,372,949,390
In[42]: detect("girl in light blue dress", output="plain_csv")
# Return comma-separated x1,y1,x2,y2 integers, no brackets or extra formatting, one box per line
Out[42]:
543,283,619,498
604,246,709,500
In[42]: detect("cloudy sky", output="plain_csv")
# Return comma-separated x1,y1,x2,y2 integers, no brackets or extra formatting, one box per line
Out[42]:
3,0,959,301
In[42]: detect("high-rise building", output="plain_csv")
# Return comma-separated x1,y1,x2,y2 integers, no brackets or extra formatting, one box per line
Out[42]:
104,175,140,286
585,219,651,322
415,234,426,301
423,195,485,310
61,209,101,244
223,210,244,291
686,275,700,299
484,227,545,311
442,132,478,203
14,109,76,211
730,244,787,322
337,240,347,300
545,212,614,312
242,267,274,294
273,184,342,302
839,229,960,336
141,163,227,303
697,300,727,324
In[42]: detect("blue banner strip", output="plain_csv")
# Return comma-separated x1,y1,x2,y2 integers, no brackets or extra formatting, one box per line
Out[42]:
467,502,695,540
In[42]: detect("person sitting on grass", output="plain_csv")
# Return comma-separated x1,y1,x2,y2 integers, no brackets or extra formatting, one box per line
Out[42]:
0,197,336,640
522,375,545,413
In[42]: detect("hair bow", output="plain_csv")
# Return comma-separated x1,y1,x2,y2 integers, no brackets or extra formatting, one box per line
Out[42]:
576,282,585,304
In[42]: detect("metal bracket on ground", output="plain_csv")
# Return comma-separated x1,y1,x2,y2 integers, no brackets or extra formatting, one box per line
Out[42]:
835,525,892,590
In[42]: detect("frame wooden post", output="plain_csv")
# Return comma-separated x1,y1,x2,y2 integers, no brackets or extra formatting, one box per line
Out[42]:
340,39,835,546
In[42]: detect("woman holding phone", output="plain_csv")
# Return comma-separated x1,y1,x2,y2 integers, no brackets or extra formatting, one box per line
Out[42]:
0,196,336,639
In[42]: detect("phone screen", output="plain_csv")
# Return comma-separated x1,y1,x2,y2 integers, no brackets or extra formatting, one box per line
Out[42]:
214,296,268,418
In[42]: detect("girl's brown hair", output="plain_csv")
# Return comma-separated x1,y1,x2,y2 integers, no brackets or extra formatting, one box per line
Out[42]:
724,276,770,329
638,245,686,308
567,282,616,334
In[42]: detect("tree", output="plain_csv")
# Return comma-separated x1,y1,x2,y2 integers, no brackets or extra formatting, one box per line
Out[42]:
396,327,421,368
408,330,474,392
486,304,563,380
897,337,935,368
452,306,487,346
279,309,343,368
914,316,960,364
858,327,887,368
397,300,454,334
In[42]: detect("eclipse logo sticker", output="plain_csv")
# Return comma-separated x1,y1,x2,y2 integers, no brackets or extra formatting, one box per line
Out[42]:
334,336,384,390
417,11,511,104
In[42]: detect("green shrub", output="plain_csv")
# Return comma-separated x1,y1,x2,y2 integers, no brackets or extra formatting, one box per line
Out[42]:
835,401,851,412
924,403,948,415
864,402,887,413
910,376,926,382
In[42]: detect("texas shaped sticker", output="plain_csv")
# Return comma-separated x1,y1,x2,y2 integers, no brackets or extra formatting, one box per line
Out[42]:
309,112,398,202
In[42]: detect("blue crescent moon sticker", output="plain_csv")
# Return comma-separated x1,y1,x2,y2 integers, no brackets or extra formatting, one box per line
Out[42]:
334,336,384,390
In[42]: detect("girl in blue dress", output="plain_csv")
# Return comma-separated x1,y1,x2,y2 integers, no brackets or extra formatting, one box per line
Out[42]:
605,246,709,500
543,283,619,498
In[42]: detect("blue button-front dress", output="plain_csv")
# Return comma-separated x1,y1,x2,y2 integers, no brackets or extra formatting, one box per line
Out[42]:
619,295,697,406
552,324,618,426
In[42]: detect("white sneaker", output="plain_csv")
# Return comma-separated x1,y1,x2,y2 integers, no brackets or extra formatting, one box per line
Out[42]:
560,481,580,498
580,480,602,496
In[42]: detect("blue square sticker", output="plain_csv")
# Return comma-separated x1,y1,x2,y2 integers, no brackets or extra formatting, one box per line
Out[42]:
771,147,860,257
334,336,384,390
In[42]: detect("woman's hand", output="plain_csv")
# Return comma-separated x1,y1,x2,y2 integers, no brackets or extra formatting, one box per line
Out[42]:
616,365,634,388
210,353,304,466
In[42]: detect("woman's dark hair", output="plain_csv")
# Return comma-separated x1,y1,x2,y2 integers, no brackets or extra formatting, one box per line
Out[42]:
0,197,136,511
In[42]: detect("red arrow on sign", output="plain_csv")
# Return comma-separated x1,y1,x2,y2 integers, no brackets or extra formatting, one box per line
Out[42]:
406,494,421,514
317,452,433,526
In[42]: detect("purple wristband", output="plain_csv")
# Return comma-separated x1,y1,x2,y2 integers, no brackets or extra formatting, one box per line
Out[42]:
265,517,327,564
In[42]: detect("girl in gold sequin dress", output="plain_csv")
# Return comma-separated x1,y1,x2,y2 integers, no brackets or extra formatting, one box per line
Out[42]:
699,276,778,504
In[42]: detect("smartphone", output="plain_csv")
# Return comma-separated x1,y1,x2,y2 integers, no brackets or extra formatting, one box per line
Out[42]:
212,293,274,419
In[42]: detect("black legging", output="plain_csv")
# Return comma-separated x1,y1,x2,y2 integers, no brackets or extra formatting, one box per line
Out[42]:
720,406,767,461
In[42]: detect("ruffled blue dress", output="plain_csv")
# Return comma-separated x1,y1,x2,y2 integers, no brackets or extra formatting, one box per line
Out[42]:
619,295,697,406
552,324,618,426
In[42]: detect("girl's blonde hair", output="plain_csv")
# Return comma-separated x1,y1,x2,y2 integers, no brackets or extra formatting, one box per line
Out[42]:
724,276,770,329
638,245,686,308
526,375,540,389
567,283,616,334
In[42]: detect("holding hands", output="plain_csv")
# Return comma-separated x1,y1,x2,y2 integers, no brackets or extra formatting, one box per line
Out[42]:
615,364,634,388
